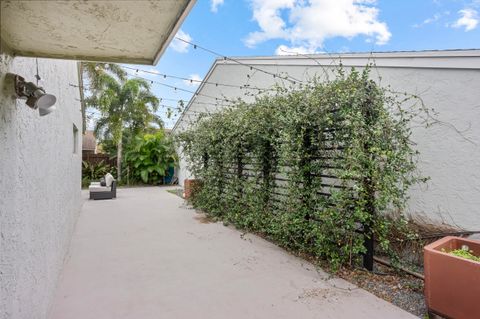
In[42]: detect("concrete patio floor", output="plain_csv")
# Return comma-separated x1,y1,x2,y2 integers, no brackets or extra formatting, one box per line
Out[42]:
49,187,417,319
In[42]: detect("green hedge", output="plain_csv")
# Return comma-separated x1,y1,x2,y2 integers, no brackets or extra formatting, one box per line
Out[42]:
178,68,425,269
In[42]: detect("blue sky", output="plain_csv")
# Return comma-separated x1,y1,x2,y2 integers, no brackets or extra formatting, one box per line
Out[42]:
124,0,480,128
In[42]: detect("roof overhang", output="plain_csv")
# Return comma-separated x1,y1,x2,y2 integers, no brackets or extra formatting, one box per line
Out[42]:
0,0,196,65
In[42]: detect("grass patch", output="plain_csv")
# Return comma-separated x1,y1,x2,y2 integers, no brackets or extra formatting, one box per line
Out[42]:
167,188,184,198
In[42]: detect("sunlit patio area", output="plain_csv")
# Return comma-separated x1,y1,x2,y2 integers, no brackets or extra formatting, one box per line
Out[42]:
48,187,416,319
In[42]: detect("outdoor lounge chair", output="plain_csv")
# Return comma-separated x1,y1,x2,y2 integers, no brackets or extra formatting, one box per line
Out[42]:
89,173,116,200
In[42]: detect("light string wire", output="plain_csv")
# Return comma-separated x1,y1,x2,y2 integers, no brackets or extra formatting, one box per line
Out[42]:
174,37,304,84
124,71,233,104
122,65,278,92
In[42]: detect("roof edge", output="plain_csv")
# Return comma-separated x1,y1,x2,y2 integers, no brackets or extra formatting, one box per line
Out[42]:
220,49,480,62
153,0,197,65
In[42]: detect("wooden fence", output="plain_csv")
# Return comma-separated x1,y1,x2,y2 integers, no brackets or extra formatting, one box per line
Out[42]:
82,153,116,167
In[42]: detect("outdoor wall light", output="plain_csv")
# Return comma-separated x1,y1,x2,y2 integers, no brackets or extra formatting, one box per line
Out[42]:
7,73,57,116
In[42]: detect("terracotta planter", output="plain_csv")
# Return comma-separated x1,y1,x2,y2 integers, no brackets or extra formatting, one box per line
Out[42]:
184,179,201,200
424,236,480,319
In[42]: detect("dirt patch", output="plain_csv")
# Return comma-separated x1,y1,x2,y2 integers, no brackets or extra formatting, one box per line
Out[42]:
193,213,215,224
296,287,350,304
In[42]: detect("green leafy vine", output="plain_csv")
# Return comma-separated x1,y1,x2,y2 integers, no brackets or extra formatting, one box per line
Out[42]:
177,67,428,269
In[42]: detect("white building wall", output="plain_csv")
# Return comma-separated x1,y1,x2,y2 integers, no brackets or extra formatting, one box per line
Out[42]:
0,51,82,319
174,51,480,230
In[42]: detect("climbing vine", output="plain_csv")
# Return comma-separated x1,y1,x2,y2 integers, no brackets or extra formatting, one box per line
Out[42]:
177,68,427,269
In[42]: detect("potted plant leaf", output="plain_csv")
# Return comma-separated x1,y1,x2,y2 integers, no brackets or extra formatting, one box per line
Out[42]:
424,236,480,319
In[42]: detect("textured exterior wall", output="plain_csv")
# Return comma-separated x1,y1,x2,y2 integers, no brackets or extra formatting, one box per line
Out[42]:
0,52,82,319
1,0,194,65
174,53,480,230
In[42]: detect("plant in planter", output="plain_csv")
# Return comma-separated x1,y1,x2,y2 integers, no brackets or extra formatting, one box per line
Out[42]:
446,247,480,262
183,179,202,200
424,236,480,319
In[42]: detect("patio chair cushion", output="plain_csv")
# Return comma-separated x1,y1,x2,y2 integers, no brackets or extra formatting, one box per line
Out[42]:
105,173,114,187
89,185,111,192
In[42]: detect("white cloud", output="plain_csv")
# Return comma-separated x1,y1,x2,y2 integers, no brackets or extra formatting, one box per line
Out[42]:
275,44,321,55
245,0,391,53
413,12,447,28
211,0,224,13
183,74,202,87
452,9,478,31
169,29,192,53
147,68,161,74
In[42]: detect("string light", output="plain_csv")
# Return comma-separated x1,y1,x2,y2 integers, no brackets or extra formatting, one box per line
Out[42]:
85,103,211,115
174,37,303,84
156,97,224,107
121,66,276,92
125,72,231,103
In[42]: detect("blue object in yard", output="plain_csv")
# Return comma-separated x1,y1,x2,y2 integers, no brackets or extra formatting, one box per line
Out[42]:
164,166,175,184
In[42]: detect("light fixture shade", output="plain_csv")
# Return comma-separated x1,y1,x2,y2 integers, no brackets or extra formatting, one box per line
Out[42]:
39,104,56,116
35,92,56,109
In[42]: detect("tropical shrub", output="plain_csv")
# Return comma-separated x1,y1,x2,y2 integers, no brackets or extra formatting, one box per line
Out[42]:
81,160,113,187
124,131,177,184
177,68,428,269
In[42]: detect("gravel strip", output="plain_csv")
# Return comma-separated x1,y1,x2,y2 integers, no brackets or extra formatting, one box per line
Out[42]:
337,264,426,318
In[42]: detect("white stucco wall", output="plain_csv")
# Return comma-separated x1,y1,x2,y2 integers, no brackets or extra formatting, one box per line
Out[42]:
0,52,82,319
174,50,480,230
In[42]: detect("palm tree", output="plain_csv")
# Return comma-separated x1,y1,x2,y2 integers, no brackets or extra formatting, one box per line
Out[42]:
80,62,127,132
87,75,160,181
